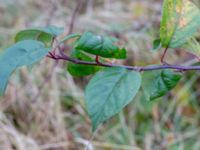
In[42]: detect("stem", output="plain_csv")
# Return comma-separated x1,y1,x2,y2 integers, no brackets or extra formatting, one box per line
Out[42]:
161,47,168,64
95,55,103,65
47,53,200,72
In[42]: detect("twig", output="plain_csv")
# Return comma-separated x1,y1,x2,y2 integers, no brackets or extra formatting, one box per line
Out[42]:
68,0,83,34
48,51,200,72
161,47,168,64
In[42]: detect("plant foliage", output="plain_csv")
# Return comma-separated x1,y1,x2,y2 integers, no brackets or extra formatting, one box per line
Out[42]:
0,0,200,130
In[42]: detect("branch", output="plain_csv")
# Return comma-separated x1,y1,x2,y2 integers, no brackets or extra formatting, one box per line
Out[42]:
47,52,200,72
68,0,83,34
161,47,169,64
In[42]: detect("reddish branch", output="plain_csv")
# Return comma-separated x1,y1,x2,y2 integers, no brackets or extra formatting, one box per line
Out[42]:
47,51,200,72
161,47,169,64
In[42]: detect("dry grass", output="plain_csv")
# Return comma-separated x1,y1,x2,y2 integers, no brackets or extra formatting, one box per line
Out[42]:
0,0,200,150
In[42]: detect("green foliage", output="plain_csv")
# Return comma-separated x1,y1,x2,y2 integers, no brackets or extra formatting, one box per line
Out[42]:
15,26,64,46
160,0,200,49
142,70,182,101
0,0,200,131
0,40,51,96
85,67,141,130
152,38,162,51
182,38,200,58
60,34,81,44
67,49,100,76
74,32,127,59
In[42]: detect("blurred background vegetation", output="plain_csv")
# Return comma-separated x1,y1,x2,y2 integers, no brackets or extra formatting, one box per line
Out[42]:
0,0,200,149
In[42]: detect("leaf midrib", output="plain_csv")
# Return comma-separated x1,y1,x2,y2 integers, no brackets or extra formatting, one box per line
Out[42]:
94,69,128,124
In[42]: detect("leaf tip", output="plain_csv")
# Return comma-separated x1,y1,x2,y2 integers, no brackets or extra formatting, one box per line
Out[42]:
92,123,98,132
152,38,162,51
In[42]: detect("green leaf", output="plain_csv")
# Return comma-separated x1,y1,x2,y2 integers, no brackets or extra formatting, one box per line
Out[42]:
15,26,64,46
74,32,126,59
85,67,141,131
160,0,200,48
67,49,100,76
142,70,181,101
0,68,13,97
181,37,200,58
152,38,162,51
60,33,81,44
0,40,51,96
